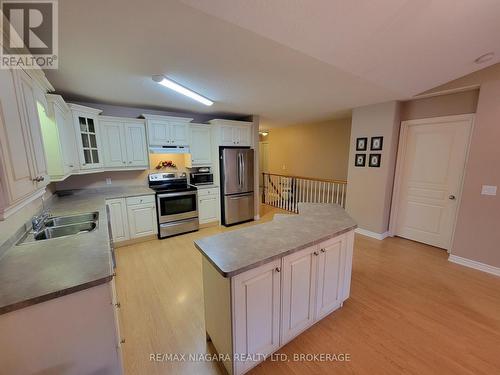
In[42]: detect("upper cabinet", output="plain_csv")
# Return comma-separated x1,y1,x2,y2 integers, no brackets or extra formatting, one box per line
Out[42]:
0,69,52,219
210,119,252,147
100,116,148,169
69,104,103,169
143,114,192,146
41,95,79,180
186,123,212,167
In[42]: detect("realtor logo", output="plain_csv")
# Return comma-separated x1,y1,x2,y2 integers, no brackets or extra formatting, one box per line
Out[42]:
1,0,58,69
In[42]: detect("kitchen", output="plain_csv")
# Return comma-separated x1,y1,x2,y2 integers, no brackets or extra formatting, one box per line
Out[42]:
0,66,355,374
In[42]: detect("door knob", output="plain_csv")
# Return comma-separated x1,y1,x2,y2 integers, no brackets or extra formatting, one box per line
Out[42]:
449,195,456,200
313,251,319,256
320,248,325,253
275,267,281,273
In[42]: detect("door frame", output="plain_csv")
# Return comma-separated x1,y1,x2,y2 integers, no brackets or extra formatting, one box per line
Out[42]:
388,114,475,251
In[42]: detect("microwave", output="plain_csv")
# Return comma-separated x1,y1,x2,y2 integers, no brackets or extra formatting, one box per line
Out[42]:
190,172,214,186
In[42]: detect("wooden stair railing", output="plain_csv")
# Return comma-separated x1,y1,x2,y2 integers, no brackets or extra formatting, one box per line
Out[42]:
262,172,347,213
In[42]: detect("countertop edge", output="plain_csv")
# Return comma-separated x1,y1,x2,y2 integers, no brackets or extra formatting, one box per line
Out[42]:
196,224,357,278
0,275,113,316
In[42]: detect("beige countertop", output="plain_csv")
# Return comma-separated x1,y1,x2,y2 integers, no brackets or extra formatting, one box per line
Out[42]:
0,186,155,315
194,203,357,278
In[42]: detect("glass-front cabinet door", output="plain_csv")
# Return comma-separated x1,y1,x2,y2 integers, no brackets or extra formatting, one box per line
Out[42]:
69,104,103,169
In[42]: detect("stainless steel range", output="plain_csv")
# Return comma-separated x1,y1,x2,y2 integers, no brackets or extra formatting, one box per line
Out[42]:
148,172,199,238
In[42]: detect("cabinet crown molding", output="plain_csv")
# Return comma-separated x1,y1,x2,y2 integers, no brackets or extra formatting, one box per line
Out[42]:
209,119,253,126
68,103,103,115
141,114,193,122
99,115,145,124
46,94,70,115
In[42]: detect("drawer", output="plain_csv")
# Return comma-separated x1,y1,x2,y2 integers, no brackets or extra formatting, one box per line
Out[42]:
198,188,219,197
126,195,155,206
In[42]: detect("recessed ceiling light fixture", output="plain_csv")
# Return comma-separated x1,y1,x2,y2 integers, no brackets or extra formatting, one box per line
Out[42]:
152,75,214,106
474,52,494,64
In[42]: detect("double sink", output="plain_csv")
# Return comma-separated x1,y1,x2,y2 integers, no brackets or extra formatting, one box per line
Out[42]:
18,212,99,244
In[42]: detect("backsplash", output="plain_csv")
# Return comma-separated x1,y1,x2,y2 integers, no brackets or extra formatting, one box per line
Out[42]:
54,153,189,190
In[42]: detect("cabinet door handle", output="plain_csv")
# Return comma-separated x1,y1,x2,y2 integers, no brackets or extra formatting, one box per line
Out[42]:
320,248,325,253
313,251,319,256
275,267,281,273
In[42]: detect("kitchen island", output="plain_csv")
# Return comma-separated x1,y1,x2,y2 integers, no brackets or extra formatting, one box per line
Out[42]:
194,203,357,375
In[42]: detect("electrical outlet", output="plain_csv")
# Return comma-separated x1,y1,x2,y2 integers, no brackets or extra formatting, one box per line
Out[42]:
106,178,112,185
481,185,497,196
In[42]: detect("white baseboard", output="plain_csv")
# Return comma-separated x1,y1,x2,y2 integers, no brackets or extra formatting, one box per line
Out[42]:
355,228,390,240
448,255,500,277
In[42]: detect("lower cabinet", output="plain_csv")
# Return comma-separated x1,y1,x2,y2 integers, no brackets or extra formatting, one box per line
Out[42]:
0,281,123,375
107,198,130,242
106,195,157,243
232,259,281,375
281,245,318,343
198,188,219,224
203,230,355,375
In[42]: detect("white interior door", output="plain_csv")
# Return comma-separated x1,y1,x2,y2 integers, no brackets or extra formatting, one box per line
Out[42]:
393,115,473,249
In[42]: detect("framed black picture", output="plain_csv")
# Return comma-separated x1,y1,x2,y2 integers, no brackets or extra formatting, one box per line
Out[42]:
355,153,366,167
370,136,383,151
369,153,381,167
356,137,368,151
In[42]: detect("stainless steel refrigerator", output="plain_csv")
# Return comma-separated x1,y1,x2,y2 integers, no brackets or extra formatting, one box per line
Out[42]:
220,147,254,226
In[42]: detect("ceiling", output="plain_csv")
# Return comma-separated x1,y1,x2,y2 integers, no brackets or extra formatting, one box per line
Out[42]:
46,0,500,128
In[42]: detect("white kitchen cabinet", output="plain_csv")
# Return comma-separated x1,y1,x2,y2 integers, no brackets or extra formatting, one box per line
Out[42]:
198,188,219,224
232,259,281,375
202,229,355,375
18,70,49,188
210,119,252,147
107,198,130,242
101,117,148,169
126,196,157,239
106,195,157,243
0,69,52,219
0,282,123,375
70,104,103,169
43,94,79,179
143,114,192,146
186,123,212,167
315,234,347,319
101,120,127,168
124,122,149,167
281,245,318,344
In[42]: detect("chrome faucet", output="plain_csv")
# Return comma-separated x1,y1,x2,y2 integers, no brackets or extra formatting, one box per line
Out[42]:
32,209,50,232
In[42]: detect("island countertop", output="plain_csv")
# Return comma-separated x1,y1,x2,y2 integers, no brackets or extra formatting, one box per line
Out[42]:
0,186,155,315
194,203,357,278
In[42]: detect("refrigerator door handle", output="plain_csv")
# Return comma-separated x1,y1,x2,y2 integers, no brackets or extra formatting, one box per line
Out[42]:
241,153,245,188
238,153,243,188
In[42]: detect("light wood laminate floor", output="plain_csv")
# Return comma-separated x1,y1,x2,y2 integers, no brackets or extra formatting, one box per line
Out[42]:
115,205,500,375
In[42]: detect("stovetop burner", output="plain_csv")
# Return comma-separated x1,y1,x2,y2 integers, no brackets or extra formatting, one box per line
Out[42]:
148,172,197,193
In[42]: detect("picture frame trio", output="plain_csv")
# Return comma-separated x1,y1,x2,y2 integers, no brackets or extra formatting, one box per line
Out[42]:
355,136,383,167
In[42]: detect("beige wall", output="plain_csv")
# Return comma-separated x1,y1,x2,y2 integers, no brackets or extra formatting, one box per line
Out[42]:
451,80,500,268
401,90,479,121
266,118,351,181
422,62,500,95
346,101,401,234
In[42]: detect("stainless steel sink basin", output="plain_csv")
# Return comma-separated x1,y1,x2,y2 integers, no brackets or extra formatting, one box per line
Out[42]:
34,222,97,240
45,212,99,227
17,211,99,245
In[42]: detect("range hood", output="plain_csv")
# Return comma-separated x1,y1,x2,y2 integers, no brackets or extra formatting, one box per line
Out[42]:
149,145,190,154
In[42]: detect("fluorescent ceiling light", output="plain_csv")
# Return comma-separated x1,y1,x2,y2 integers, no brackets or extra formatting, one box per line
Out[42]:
152,75,213,106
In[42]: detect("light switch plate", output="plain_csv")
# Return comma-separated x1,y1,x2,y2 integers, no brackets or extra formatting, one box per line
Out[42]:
106,178,112,185
481,185,497,196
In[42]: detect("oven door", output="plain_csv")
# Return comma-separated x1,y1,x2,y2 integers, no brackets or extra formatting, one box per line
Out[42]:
157,191,198,223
